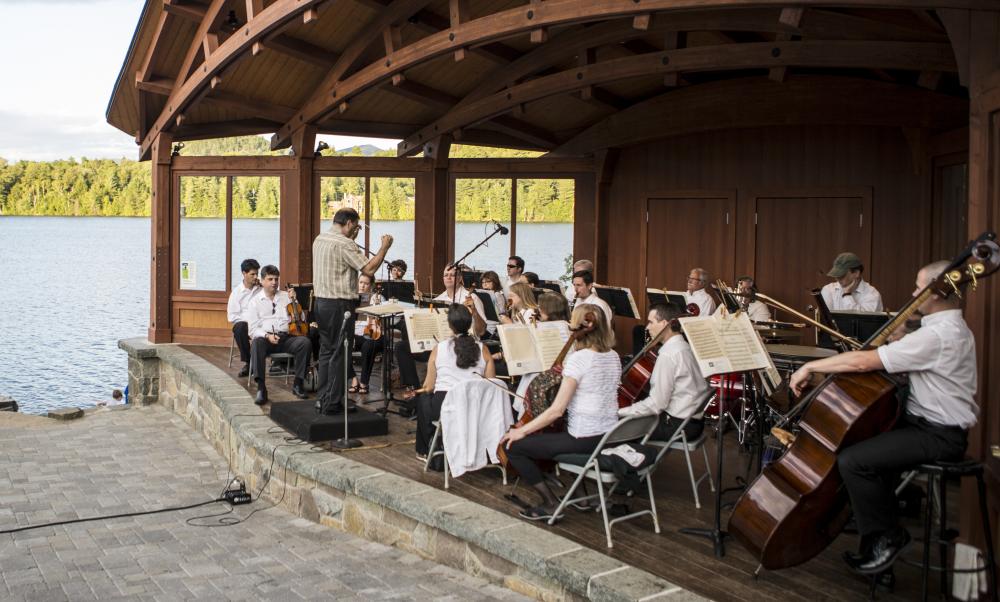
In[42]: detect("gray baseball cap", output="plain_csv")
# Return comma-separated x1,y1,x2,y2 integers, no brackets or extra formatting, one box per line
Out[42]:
827,252,863,278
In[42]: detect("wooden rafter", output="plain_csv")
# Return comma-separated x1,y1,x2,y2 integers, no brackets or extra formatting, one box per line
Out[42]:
255,34,339,68
396,40,958,156
138,0,327,159
550,76,968,156
163,0,207,22
269,0,975,151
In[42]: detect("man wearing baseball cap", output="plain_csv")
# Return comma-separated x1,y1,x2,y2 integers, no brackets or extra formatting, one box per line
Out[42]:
820,252,883,312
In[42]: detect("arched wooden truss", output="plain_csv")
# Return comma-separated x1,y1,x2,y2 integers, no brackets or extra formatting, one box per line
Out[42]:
108,0,991,160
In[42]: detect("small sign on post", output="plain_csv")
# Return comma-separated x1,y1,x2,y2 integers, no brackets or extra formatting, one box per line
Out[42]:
180,261,197,289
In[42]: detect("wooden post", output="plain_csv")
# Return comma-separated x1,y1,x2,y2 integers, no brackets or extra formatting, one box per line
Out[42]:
283,125,317,284
414,135,453,290
574,148,617,282
149,133,173,343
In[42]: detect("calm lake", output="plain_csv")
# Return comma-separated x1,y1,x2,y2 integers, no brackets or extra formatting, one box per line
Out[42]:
0,216,573,414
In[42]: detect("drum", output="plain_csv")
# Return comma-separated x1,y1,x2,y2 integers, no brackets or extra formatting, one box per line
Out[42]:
705,373,746,419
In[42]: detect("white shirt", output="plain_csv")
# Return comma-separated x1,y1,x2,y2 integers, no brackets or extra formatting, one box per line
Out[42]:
821,279,883,312
877,309,978,428
714,299,771,322
227,282,260,323
685,288,716,318
246,290,304,339
434,286,486,325
502,275,521,295
577,292,613,327
434,338,487,392
561,349,621,438
619,336,709,420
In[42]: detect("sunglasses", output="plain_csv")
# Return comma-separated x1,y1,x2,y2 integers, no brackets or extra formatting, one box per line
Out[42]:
507,264,519,269
271,301,276,315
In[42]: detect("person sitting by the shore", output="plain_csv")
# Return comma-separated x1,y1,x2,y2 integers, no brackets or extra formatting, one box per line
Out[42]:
227,258,261,378
96,389,125,407
246,265,312,405
410,304,495,467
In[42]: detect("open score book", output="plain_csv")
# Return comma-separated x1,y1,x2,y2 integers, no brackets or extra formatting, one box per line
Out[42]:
679,312,781,391
496,321,571,376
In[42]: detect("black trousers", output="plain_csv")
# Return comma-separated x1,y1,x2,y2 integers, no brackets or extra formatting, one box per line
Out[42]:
357,335,384,386
651,414,704,442
394,322,429,388
232,321,251,363
415,390,448,456
315,297,358,410
838,413,968,536
250,334,311,387
506,431,604,486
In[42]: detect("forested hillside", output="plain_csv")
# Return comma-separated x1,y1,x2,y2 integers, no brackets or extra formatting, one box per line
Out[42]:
0,137,573,222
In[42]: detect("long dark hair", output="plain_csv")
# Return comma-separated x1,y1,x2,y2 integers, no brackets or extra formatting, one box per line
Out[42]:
447,304,480,369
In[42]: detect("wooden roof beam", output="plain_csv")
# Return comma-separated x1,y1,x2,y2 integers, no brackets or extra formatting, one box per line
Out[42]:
269,0,980,151
397,40,958,156
383,80,458,110
163,0,207,22
255,34,339,69
770,8,803,82
576,47,628,111
407,7,520,64
205,90,298,122
484,115,559,150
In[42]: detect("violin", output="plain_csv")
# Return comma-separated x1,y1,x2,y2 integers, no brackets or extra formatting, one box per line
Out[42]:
363,285,384,340
285,285,309,337
618,302,699,408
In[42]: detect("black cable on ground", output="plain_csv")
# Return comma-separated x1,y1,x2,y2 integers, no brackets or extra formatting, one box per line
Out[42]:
0,499,225,535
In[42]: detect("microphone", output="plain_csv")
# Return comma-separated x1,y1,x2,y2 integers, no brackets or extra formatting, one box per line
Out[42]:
494,221,509,235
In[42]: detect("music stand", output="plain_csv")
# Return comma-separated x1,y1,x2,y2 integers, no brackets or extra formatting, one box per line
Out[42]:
377,279,416,304
537,280,563,295
646,288,686,310
594,285,640,319
356,304,407,416
474,290,501,322
461,270,484,290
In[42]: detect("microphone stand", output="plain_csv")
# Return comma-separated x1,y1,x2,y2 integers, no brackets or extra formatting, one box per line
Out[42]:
332,310,361,449
449,222,508,305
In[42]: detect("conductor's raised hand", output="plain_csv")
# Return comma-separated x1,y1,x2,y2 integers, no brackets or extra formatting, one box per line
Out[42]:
380,234,394,249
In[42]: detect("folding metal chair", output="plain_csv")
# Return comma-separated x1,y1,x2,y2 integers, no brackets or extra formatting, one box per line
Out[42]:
643,390,717,509
548,414,660,548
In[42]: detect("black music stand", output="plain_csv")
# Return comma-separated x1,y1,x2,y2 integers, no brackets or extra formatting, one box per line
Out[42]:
474,290,501,322
461,270,484,289
357,306,407,417
646,288,686,310
537,280,563,295
378,279,416,304
817,310,892,349
594,285,639,319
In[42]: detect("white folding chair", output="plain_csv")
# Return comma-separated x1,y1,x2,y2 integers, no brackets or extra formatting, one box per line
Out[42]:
228,336,237,368
548,414,660,548
643,390,717,509
423,379,512,489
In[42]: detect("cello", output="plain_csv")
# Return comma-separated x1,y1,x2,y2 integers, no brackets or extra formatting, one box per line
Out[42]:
728,232,1000,571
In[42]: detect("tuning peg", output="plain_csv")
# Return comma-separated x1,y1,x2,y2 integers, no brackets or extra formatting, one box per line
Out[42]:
966,264,980,291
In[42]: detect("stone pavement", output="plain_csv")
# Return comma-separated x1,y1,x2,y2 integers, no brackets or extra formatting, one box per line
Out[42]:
0,406,529,601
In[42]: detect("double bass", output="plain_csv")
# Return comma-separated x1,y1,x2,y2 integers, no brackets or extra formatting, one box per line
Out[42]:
728,232,1000,571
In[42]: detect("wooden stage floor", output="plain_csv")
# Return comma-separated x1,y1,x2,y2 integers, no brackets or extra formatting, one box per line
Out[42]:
188,344,948,602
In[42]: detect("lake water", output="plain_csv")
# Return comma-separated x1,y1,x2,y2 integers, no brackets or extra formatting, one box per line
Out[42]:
0,216,572,414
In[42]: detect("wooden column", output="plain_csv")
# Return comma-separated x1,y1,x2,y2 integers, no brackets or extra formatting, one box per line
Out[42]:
577,148,618,281
149,133,173,343
943,5,1000,563
283,126,317,284
414,135,453,291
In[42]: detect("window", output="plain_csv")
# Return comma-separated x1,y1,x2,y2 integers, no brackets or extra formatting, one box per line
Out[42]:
231,176,281,285
178,176,227,291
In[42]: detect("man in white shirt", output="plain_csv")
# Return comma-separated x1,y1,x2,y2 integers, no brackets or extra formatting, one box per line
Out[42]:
714,276,771,322
685,267,716,317
227,258,261,378
396,265,488,389
820,252,884,312
619,304,710,441
789,260,976,576
503,255,525,294
570,270,613,327
565,258,594,308
246,265,313,405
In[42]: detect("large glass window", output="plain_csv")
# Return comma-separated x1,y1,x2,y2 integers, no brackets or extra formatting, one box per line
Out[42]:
369,177,415,282
231,176,281,285
454,179,512,275
179,176,227,291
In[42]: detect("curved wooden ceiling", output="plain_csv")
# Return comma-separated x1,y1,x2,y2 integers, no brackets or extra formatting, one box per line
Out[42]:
106,0,981,160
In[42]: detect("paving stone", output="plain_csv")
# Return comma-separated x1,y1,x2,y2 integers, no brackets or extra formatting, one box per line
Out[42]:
0,406,529,602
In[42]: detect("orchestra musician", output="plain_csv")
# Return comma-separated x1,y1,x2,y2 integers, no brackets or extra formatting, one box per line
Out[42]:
537,291,570,322
570,270,613,327
388,259,407,281
821,252,884,312
618,303,710,441
499,304,621,521
312,208,393,415
227,258,261,378
500,282,540,325
349,273,383,395
410,304,496,467
789,260,977,575
245,265,312,405
685,267,717,317
504,256,525,293
519,272,541,288
565,258,594,307
479,270,508,335
715,276,771,322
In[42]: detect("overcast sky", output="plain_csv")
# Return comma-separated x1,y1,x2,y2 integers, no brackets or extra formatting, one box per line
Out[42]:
0,0,395,162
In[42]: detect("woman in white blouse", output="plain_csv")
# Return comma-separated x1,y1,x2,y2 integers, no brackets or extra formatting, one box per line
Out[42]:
500,282,540,325
412,304,496,463
499,303,620,520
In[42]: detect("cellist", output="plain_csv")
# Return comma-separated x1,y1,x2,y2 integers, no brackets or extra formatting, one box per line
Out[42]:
618,303,710,441
789,260,978,575
499,304,621,522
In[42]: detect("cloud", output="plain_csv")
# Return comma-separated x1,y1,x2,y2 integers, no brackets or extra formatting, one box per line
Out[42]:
0,110,137,162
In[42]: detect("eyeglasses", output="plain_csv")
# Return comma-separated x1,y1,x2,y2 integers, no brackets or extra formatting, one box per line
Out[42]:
506,264,518,269
271,302,276,315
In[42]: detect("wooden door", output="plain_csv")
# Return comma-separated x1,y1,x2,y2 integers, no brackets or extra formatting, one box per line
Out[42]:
753,191,872,319
643,192,736,312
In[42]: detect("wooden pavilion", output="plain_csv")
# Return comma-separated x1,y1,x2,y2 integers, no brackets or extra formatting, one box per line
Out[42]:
107,0,1000,590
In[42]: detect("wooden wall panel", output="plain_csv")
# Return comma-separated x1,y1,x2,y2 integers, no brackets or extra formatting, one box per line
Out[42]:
606,125,934,348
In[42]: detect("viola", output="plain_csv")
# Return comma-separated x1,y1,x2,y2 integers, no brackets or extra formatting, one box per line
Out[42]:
728,232,1000,571
286,286,309,337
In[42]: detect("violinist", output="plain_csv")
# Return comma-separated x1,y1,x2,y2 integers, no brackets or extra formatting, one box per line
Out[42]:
227,258,261,378
499,304,621,521
538,292,570,322
500,283,540,325
349,273,383,395
246,265,313,405
789,260,977,575
618,303,709,441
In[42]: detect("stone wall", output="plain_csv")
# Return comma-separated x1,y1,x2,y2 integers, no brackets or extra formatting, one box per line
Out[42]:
119,338,698,602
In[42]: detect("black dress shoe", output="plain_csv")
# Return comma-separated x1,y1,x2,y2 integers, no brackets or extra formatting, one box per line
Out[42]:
846,529,910,575
255,389,268,405
292,384,309,399
238,364,250,378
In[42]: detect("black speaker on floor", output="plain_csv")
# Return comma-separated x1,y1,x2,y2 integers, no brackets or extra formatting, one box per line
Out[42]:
269,401,388,442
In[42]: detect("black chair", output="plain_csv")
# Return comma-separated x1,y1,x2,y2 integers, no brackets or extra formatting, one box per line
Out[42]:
905,460,997,602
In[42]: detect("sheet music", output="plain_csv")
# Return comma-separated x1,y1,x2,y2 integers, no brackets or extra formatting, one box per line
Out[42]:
497,324,543,375
403,308,451,352
679,313,770,377
534,321,570,368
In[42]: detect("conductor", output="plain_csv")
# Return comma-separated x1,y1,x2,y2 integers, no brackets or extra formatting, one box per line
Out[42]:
312,208,393,415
